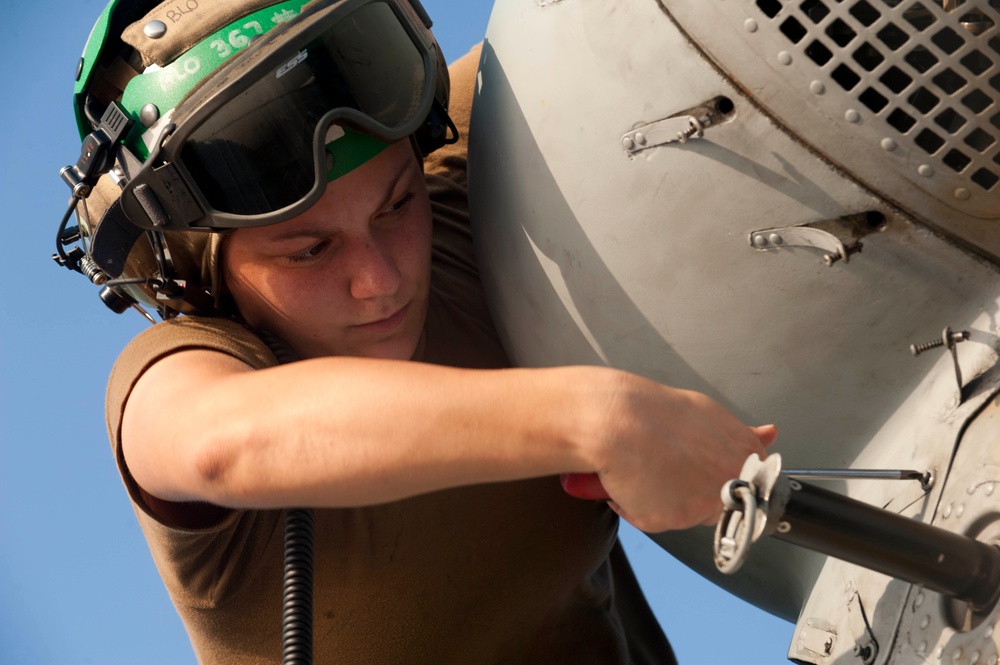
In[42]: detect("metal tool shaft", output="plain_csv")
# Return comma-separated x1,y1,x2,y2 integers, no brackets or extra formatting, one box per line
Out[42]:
773,479,1000,610
783,469,926,481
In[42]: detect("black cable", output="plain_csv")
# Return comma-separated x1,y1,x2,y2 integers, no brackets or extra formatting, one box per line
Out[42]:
256,329,315,665
283,508,314,665
147,230,171,279
55,197,81,269
105,276,161,287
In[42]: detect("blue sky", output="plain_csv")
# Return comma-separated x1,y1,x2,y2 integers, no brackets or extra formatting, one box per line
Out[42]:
1,1,792,662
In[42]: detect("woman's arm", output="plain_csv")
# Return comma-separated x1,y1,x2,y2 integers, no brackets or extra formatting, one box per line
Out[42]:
122,349,774,533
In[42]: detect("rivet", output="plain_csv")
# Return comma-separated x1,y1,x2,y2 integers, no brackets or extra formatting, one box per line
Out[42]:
845,109,861,123
778,51,793,65
920,615,931,629
769,233,783,245
745,18,759,32
955,187,971,201
954,648,964,663
623,137,636,151
139,103,160,128
789,479,803,491
634,132,647,146
987,483,995,497
943,503,953,518
918,641,928,655
956,503,965,517
810,80,826,94
144,19,167,39
881,138,897,151
753,234,769,248
777,521,791,533
972,650,981,664
918,164,935,177
986,623,994,638
915,592,925,608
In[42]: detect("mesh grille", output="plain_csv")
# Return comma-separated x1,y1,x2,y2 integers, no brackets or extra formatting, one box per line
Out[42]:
753,0,999,193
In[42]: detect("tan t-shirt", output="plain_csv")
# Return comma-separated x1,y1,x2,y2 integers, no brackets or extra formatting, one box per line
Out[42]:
105,45,675,665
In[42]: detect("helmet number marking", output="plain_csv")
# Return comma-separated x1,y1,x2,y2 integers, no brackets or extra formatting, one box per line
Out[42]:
208,21,265,60
141,8,301,94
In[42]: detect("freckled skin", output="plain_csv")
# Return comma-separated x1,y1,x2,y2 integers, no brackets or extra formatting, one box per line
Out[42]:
223,141,433,361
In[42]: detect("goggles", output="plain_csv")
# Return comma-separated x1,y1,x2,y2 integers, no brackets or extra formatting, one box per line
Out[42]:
120,0,441,232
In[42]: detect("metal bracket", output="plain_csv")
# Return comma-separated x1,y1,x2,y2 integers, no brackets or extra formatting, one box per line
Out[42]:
796,619,838,660
750,226,861,267
621,115,707,154
621,97,734,155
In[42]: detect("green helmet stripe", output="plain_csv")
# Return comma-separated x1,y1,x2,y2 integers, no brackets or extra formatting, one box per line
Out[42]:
121,0,312,158
325,128,390,182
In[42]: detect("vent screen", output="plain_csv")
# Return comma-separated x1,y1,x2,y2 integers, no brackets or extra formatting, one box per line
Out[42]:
754,0,998,192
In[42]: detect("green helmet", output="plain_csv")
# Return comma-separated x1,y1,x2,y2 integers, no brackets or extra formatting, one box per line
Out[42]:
56,0,454,320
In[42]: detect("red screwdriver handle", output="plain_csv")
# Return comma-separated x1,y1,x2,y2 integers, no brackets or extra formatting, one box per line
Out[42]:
559,473,611,501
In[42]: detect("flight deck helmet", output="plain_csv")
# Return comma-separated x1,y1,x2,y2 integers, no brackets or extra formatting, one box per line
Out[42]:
56,0,455,320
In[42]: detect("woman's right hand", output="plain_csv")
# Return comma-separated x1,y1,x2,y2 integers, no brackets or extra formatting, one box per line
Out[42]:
577,370,776,533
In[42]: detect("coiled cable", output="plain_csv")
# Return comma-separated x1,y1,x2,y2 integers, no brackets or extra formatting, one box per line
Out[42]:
283,508,315,665
255,328,315,665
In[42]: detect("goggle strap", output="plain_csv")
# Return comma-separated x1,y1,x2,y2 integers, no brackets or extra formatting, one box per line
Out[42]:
415,98,458,157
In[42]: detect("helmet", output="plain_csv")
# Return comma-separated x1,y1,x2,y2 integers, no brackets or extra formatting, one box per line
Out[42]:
55,0,454,320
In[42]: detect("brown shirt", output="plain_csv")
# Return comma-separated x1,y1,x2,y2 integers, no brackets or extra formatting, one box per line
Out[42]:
105,45,674,665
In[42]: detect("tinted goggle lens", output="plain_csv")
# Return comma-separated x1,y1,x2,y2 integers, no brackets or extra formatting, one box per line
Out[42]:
179,1,428,216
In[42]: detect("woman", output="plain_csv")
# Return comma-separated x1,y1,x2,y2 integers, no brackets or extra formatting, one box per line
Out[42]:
60,0,775,661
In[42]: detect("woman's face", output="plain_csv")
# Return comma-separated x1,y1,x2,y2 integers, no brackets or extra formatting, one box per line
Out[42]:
223,140,433,360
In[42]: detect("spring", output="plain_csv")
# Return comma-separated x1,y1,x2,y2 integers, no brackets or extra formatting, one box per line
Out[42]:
909,339,945,356
282,508,314,665
79,255,108,285
909,329,969,357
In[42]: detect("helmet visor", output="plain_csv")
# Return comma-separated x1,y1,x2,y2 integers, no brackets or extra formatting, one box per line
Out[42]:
181,2,426,215
122,0,437,230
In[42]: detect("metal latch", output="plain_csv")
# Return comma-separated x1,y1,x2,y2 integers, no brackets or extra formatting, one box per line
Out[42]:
621,96,734,155
750,226,862,267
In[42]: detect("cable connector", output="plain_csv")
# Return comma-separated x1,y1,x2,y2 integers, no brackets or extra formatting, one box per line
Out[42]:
60,102,133,199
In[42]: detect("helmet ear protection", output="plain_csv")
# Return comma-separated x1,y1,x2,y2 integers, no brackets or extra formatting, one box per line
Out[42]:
55,0,455,321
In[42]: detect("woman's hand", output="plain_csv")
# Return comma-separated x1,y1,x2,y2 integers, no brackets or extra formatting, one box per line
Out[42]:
577,371,776,533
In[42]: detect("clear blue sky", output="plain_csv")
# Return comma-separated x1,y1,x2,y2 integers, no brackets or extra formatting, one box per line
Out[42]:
1,1,792,662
